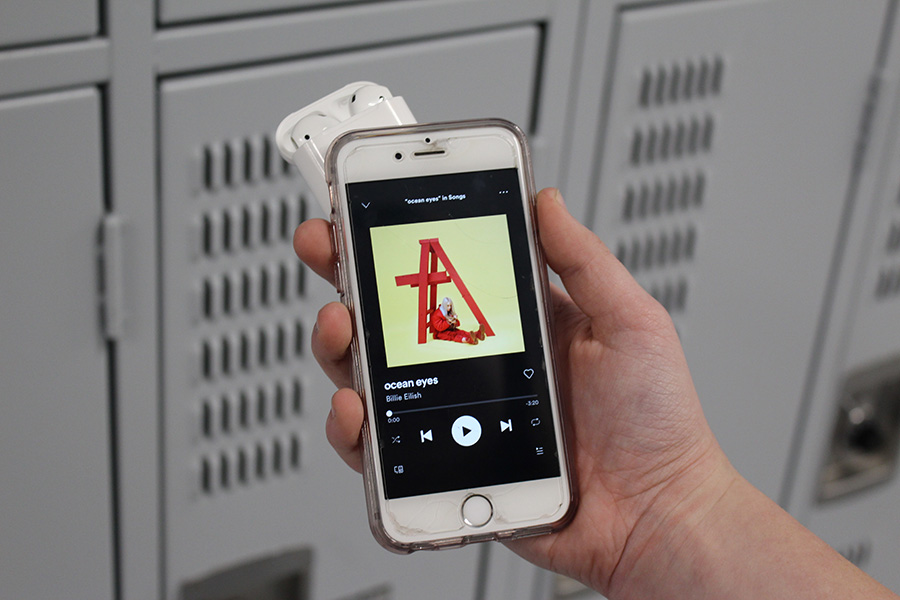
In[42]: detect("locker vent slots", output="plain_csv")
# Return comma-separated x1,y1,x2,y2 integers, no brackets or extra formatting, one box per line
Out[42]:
199,134,294,192
615,54,725,317
187,132,310,497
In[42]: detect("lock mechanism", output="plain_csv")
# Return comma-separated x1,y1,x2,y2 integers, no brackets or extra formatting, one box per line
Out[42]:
818,356,900,501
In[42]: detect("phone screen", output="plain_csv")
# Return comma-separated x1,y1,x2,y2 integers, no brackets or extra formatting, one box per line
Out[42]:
346,166,562,499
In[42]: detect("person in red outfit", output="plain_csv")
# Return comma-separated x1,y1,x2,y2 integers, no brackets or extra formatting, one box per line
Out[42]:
430,297,485,345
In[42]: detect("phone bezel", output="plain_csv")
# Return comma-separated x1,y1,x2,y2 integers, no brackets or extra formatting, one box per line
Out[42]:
326,120,575,551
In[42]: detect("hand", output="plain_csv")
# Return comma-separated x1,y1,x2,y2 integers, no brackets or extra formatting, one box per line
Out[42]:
294,187,729,590
293,189,897,599
494,189,735,593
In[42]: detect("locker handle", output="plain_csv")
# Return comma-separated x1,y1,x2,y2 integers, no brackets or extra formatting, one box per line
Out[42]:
100,214,127,340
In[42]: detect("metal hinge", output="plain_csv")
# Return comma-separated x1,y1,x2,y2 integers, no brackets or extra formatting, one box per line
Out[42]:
98,214,127,340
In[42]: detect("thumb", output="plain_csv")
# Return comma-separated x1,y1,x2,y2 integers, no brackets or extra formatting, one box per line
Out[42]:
536,188,657,334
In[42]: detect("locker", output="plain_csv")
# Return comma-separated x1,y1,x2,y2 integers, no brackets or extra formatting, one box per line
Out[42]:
0,88,113,600
0,0,97,48
158,25,565,599
574,0,889,501
159,0,368,27
785,57,900,592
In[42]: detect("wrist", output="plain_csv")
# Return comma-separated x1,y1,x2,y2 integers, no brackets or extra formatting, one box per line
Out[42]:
606,446,740,598
606,453,890,600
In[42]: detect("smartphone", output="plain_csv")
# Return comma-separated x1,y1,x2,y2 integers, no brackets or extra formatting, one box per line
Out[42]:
326,119,574,551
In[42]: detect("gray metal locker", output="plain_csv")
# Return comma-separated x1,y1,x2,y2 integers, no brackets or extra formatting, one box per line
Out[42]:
158,0,362,27
783,19,900,589
0,88,113,600
567,0,890,501
0,0,98,48
158,25,562,599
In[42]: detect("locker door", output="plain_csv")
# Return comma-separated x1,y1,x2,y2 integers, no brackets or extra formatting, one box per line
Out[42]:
159,26,547,600
158,0,359,26
0,0,98,48
785,73,900,592
580,0,888,499
0,89,113,600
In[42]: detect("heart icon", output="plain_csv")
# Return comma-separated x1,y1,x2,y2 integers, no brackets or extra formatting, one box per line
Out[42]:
523,369,534,379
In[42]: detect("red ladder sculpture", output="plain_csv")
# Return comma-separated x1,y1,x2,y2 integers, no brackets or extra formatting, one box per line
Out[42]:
394,238,494,344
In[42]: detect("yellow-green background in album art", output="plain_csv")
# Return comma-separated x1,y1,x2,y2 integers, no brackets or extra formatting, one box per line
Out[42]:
370,214,525,368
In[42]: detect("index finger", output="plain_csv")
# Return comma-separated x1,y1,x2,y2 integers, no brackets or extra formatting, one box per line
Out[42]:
293,218,336,286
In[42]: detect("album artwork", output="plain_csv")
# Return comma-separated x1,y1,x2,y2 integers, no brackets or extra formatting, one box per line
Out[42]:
369,214,525,368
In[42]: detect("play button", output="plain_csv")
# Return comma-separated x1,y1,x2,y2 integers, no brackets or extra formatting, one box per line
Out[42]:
451,415,482,447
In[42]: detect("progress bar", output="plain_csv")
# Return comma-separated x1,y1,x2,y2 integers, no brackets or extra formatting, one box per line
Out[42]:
386,394,537,417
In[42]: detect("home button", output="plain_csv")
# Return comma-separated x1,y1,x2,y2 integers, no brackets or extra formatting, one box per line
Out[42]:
461,494,493,527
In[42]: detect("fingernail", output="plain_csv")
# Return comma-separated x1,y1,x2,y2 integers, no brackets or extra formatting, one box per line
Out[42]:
551,188,565,207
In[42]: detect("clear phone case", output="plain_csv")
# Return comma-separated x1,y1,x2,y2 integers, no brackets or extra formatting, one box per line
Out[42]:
325,119,576,552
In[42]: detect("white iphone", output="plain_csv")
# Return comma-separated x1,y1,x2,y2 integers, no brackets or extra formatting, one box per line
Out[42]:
326,119,574,552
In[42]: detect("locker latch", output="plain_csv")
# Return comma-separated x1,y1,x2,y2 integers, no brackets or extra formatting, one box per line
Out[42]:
818,356,900,501
98,214,127,340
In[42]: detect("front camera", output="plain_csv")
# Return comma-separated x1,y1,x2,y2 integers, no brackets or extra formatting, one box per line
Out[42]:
394,152,404,161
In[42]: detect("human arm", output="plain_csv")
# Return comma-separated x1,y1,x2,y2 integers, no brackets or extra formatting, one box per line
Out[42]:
431,309,452,332
294,188,898,599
